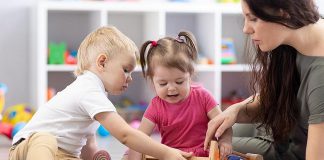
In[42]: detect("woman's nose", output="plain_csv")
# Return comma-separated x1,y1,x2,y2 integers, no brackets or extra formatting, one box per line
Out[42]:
243,22,253,34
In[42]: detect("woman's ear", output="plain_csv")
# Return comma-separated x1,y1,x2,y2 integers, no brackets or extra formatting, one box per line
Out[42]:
96,53,108,71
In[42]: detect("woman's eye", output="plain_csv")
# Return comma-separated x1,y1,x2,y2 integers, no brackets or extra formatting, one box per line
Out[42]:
249,17,257,22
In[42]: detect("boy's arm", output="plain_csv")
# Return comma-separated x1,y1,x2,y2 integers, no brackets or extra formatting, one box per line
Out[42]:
80,134,99,160
95,111,191,160
128,118,156,160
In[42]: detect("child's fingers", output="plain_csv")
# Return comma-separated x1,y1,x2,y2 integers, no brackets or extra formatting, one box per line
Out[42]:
180,150,193,158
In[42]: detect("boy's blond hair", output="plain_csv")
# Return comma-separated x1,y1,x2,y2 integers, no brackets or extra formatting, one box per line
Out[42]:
74,26,138,76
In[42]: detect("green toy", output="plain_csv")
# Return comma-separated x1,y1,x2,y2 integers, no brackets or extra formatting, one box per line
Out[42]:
48,42,67,64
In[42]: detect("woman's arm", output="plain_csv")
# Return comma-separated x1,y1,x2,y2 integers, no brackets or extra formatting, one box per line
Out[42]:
128,118,156,160
204,95,260,150
236,95,260,123
306,122,324,159
95,112,191,160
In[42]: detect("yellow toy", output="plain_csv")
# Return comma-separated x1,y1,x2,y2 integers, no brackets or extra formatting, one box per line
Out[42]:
2,104,34,126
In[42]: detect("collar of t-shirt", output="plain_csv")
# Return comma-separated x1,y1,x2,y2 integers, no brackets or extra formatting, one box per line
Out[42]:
82,70,108,96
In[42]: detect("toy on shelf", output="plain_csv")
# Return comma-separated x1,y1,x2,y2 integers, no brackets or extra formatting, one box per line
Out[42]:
221,38,237,64
47,87,57,101
65,50,78,65
48,42,67,64
142,141,263,160
48,42,78,65
221,90,245,111
198,54,214,65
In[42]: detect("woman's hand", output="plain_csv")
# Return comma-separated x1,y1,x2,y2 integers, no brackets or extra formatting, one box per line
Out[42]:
219,141,232,160
204,103,240,150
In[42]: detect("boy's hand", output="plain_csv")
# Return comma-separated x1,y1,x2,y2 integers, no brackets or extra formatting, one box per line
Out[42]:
218,141,232,160
163,148,192,160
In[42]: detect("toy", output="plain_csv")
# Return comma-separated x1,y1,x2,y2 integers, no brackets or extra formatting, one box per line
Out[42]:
93,150,111,160
0,83,8,119
48,42,67,64
0,122,13,139
97,125,110,137
2,104,34,126
142,141,263,160
11,122,27,137
221,38,237,64
47,87,56,101
65,50,78,64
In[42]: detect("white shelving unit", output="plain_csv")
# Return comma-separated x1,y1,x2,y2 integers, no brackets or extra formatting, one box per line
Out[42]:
31,1,250,108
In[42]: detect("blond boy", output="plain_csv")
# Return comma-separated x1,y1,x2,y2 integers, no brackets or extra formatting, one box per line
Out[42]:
9,26,191,160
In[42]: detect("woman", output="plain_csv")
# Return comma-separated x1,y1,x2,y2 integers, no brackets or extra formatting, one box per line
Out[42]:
204,0,324,159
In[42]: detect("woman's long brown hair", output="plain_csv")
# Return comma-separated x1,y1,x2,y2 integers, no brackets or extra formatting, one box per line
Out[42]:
244,0,320,142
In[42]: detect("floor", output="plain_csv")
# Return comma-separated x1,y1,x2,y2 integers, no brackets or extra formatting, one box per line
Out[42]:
0,134,161,160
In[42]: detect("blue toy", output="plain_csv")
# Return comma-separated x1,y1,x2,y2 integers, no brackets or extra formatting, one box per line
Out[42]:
97,125,110,137
11,122,26,137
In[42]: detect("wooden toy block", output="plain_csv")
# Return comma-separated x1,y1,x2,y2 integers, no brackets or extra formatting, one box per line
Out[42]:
141,141,263,160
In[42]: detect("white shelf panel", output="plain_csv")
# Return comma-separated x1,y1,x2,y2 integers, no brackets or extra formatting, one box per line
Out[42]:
220,64,251,72
32,1,248,108
47,64,215,72
47,65,76,72
196,64,215,72
217,3,242,14
41,1,241,14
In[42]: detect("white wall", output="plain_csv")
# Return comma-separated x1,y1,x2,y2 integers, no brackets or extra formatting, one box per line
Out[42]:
315,0,324,15
0,0,36,107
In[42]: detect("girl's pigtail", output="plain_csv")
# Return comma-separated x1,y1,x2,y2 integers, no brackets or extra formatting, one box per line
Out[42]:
139,41,153,78
178,31,198,61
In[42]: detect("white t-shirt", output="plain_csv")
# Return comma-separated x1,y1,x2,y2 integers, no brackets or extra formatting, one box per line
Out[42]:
13,71,116,156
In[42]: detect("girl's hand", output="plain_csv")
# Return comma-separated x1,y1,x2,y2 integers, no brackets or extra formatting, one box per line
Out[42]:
163,148,192,160
204,104,240,150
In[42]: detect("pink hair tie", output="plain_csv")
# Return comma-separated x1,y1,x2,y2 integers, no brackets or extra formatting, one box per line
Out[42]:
176,37,184,43
151,41,157,47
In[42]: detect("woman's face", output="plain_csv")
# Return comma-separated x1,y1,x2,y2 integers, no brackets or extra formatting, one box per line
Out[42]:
241,1,289,52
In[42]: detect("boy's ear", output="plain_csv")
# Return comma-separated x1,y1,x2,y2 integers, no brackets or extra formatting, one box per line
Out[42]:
96,54,108,71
